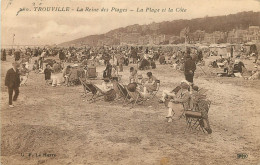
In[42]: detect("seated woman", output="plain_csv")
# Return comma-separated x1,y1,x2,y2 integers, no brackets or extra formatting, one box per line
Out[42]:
165,81,191,122
143,72,157,95
248,66,260,80
20,63,29,86
126,82,146,103
111,77,128,99
233,59,245,78
226,61,234,77
96,78,113,93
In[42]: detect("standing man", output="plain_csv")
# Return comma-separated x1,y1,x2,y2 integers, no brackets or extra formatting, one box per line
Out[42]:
5,61,21,108
131,47,137,64
103,52,111,65
1,49,7,61
230,46,234,58
184,55,196,83
103,61,112,79
59,50,65,61
118,54,124,72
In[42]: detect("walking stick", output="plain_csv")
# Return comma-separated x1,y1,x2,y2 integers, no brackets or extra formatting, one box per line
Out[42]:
198,65,206,75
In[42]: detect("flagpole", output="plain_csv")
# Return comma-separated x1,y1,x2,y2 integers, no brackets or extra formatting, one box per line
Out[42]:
12,34,15,52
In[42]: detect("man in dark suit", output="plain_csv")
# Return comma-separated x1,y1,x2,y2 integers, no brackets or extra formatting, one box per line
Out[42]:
184,55,196,83
5,61,21,108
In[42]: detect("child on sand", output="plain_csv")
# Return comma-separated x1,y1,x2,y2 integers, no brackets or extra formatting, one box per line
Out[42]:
44,64,52,85
33,60,39,73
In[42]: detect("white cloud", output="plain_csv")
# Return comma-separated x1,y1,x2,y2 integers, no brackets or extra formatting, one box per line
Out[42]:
33,21,70,38
30,21,100,44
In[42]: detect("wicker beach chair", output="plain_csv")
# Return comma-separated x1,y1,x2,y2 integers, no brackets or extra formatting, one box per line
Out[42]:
184,98,212,134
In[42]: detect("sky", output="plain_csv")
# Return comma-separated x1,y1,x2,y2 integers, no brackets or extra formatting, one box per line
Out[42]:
1,0,260,45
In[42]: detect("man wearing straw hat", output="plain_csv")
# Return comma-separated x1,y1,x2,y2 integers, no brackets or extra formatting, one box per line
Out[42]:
5,61,21,108
166,80,191,122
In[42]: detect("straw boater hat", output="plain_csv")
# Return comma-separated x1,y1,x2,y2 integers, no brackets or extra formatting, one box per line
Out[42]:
181,80,189,84
181,83,190,90
180,80,190,89
234,60,239,64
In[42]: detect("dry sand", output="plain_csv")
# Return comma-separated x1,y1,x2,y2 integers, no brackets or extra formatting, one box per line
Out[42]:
1,56,260,165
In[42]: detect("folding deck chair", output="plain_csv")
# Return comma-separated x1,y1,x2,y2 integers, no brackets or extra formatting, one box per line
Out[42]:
179,87,209,119
124,85,145,108
147,79,160,99
79,77,104,102
111,80,129,101
184,99,212,134
123,79,161,108
116,83,130,101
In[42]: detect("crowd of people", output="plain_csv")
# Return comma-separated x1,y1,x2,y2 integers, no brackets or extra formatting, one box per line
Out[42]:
2,44,259,134
208,44,260,79
211,55,260,80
